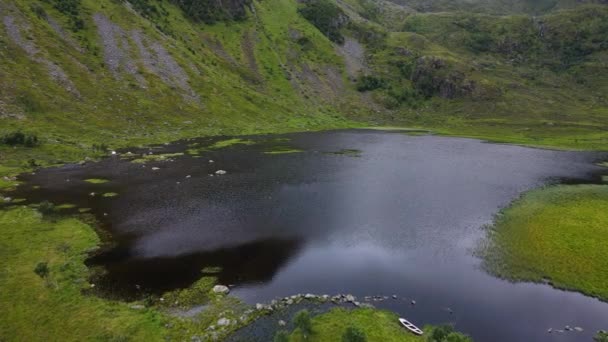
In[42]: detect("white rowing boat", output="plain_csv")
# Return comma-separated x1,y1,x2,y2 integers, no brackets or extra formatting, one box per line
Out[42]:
399,318,424,335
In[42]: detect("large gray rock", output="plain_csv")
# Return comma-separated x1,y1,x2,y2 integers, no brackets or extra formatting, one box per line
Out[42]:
212,285,230,295
217,318,230,326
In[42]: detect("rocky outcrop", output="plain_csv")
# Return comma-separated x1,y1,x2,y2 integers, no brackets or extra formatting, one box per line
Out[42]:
2,11,80,97
411,56,475,99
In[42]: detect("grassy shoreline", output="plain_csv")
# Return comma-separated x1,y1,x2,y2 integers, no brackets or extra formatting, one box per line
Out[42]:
480,184,608,302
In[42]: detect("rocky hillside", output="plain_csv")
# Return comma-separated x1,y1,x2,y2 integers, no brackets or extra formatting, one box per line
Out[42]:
1,0,608,173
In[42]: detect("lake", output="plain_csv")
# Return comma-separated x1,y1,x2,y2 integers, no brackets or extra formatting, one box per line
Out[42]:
10,130,608,341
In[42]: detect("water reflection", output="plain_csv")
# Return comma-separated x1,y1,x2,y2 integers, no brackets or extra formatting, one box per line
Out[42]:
8,130,608,341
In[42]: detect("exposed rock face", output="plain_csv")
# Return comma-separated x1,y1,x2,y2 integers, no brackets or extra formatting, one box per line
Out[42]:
411,56,475,99
131,30,199,102
93,13,144,85
2,13,79,97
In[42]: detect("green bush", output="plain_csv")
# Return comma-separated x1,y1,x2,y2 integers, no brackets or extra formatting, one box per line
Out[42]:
273,330,289,342
1,132,40,147
38,201,56,216
40,0,85,31
30,3,48,19
34,262,50,278
596,331,608,342
356,75,385,92
427,325,472,342
298,0,347,44
168,0,251,24
342,326,367,342
293,309,313,339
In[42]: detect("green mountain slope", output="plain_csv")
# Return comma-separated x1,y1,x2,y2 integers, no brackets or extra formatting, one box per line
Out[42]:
0,0,365,172
1,0,608,178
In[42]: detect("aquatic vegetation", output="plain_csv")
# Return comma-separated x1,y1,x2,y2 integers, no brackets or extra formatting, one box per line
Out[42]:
102,193,119,198
208,138,256,149
264,148,304,154
130,153,185,164
56,203,77,209
324,149,362,157
84,178,109,184
481,185,608,301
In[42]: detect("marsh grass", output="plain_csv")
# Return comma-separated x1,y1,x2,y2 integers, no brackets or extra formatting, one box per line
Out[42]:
480,185,608,301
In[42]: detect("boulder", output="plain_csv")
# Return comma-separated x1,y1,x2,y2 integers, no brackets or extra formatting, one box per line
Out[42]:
212,285,230,295
215,170,227,175
217,318,230,326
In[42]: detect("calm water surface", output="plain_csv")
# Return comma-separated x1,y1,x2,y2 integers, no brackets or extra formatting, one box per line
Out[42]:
10,130,608,341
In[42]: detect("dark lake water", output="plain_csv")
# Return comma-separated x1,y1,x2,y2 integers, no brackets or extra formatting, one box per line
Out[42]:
9,130,608,341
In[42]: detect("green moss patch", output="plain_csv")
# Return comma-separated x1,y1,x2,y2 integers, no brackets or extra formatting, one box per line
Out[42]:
264,148,303,155
208,138,256,149
481,185,608,301
56,203,77,209
84,178,109,184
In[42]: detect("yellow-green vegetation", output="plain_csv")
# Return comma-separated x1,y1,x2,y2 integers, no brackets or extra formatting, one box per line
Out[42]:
208,138,256,149
482,185,608,300
83,178,109,184
0,206,265,341
264,148,304,154
290,308,421,341
102,192,118,198
56,203,77,209
0,207,166,341
288,308,471,341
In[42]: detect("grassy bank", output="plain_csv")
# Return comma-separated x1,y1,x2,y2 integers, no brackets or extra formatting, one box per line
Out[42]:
0,206,263,341
0,207,167,341
287,308,471,341
481,185,608,301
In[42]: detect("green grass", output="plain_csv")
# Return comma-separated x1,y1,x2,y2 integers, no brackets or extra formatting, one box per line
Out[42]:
0,206,268,341
481,185,608,301
287,308,471,341
0,207,167,341
289,308,422,342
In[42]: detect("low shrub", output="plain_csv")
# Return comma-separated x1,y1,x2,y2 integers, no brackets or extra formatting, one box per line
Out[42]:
342,326,367,342
34,262,50,278
1,132,40,147
356,75,385,92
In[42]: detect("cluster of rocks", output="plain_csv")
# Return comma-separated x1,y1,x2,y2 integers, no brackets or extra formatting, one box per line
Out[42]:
547,325,584,334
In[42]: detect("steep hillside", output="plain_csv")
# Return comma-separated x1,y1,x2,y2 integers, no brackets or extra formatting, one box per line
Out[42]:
1,0,608,179
0,0,366,173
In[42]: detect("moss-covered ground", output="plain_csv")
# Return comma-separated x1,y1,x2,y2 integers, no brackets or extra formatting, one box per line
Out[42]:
481,185,608,301
0,206,265,341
